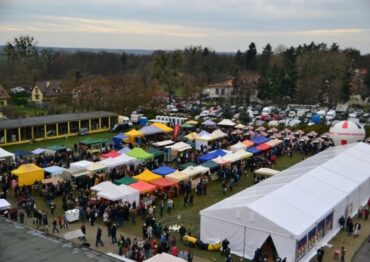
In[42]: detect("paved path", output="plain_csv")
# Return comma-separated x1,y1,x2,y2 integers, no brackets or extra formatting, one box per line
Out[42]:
352,237,370,262
18,215,211,261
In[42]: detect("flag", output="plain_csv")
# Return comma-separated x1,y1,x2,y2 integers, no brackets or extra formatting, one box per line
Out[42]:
173,124,180,140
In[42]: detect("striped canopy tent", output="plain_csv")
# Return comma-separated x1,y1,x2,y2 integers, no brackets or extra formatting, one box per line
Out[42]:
150,122,173,133
133,169,162,182
124,129,144,143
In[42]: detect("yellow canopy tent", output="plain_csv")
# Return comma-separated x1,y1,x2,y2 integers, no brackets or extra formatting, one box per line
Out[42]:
124,129,144,143
133,169,162,182
12,163,44,186
150,122,173,133
185,120,198,125
185,132,199,140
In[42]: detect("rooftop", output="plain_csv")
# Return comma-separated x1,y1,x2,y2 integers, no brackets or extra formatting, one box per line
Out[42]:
0,111,118,129
0,218,117,262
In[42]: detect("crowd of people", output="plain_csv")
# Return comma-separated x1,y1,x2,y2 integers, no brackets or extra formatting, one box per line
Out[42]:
0,124,333,261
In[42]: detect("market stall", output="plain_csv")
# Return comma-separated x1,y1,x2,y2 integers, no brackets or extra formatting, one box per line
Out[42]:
129,180,157,193
150,122,173,133
97,184,140,204
0,147,15,163
152,165,177,176
11,163,44,186
133,169,162,183
127,148,154,161
70,160,94,169
218,119,236,127
91,181,116,192
149,177,178,189
86,162,108,174
44,165,66,177
230,141,247,153
124,129,144,144
100,150,121,159
114,176,136,185
198,149,228,162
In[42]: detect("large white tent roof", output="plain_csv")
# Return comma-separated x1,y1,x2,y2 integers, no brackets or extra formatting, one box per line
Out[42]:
201,143,370,238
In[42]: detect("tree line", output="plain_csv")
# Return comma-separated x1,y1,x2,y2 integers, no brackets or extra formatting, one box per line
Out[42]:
0,35,370,115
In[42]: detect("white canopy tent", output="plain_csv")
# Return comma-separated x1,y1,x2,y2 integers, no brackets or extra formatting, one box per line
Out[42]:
99,154,138,169
0,147,15,162
70,160,94,169
230,141,247,153
91,181,116,192
152,140,174,147
211,129,228,139
0,198,11,210
144,252,186,262
97,184,140,204
255,168,280,177
166,142,192,152
218,119,236,126
200,143,370,262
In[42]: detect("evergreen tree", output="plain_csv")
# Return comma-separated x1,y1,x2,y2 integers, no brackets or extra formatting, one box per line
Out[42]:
340,69,352,102
245,42,257,70
222,103,232,119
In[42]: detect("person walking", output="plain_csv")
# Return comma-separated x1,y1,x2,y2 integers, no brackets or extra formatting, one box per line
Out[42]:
96,227,104,247
80,224,86,242
160,199,164,217
179,224,186,242
111,223,117,244
354,223,361,238
63,214,69,229
340,246,346,262
317,247,324,262
52,218,60,233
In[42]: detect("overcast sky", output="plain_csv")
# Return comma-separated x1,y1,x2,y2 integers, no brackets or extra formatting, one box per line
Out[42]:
1,0,369,53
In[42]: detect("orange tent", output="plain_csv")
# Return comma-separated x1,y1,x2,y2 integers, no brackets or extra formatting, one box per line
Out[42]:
129,180,156,193
149,178,178,189
242,140,254,148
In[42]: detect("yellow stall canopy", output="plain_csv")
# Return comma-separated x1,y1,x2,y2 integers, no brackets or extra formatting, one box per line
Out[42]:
133,169,162,183
150,122,173,133
12,163,44,186
124,129,144,143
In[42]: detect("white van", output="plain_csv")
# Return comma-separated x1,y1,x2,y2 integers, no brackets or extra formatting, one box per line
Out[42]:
325,110,336,121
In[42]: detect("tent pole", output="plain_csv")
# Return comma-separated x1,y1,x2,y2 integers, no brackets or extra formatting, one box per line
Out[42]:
242,226,246,261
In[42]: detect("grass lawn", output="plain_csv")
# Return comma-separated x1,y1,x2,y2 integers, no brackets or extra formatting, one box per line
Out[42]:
3,132,115,153
7,152,307,262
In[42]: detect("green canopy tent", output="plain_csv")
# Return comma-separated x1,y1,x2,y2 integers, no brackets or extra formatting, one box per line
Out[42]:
180,123,194,129
178,162,196,171
127,147,154,161
79,138,109,146
114,176,136,185
201,160,220,172
147,147,164,163
47,145,67,152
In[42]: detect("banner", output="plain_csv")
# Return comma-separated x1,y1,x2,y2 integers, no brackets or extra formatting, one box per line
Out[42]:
173,124,180,140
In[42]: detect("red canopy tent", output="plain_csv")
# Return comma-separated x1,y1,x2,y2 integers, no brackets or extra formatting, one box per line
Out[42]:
129,180,156,193
149,178,178,189
100,150,121,159
256,143,272,152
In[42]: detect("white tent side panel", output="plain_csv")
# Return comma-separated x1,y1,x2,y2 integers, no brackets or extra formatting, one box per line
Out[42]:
270,234,296,262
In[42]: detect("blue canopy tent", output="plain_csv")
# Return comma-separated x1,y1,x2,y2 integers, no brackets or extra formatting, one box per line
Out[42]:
152,166,176,176
252,136,269,145
139,126,163,136
113,133,128,149
198,130,211,137
247,147,261,154
311,114,321,124
14,150,31,157
118,147,131,154
202,119,216,126
198,149,227,162
44,165,66,176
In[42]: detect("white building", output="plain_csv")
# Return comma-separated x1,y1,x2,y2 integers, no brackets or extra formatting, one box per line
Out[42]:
202,79,234,99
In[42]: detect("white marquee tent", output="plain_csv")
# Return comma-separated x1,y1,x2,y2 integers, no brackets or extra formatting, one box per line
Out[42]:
218,119,236,126
70,160,94,169
91,181,116,192
200,143,370,262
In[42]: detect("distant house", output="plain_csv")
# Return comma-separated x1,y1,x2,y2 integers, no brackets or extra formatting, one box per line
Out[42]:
202,78,234,99
11,84,32,95
71,79,113,108
32,80,63,103
0,83,10,106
